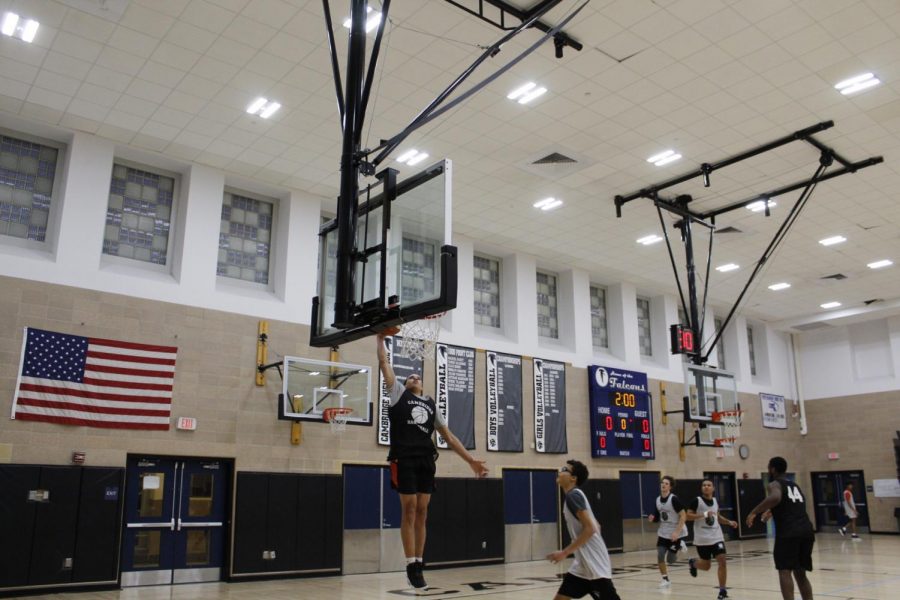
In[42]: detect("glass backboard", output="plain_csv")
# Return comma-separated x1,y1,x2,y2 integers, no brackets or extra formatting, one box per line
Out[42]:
278,356,372,424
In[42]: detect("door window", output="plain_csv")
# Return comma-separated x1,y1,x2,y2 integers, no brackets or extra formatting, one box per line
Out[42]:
189,473,214,517
138,473,166,517
133,531,162,568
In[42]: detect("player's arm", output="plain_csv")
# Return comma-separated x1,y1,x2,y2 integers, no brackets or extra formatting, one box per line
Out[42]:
647,507,660,522
548,508,597,563
671,497,687,540
717,513,738,528
375,333,395,388
435,424,487,477
746,481,782,527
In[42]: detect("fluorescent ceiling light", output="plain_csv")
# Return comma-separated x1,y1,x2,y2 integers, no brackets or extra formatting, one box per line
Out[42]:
646,150,681,166
716,263,739,272
746,199,776,212
820,301,841,309
507,82,536,100
246,97,281,118
636,234,663,245
309,371,320,376
342,6,382,33
768,282,791,291
396,149,428,166
1,12,18,36
818,235,846,246
1,12,38,42
533,197,563,211
835,72,880,95
867,259,893,269
518,86,547,104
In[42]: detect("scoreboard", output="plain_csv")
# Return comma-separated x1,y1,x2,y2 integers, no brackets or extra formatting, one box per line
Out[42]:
588,365,654,459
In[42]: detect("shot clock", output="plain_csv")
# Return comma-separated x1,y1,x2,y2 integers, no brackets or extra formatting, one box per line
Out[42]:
589,365,654,459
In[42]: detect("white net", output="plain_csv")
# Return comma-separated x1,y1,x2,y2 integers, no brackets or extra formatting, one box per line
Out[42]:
713,410,742,453
325,408,352,433
397,314,444,362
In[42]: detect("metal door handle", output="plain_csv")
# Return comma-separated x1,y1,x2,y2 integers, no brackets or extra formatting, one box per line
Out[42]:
180,521,224,527
127,519,175,530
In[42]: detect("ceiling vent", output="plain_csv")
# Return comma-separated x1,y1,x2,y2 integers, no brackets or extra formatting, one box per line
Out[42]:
820,273,847,280
519,146,592,180
532,152,577,165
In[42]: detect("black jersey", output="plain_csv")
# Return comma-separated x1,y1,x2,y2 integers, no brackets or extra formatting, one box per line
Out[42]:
771,478,814,538
388,388,437,460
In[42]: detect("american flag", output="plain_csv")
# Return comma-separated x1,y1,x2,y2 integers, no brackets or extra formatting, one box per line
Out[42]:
12,328,177,430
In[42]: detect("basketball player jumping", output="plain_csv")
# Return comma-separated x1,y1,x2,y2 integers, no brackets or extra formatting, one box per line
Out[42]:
686,479,738,600
746,457,815,600
376,333,488,590
647,475,688,588
547,459,621,600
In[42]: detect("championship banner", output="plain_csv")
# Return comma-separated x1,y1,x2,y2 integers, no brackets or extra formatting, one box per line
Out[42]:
760,392,787,429
377,336,424,446
533,358,567,453
486,351,523,452
435,343,476,449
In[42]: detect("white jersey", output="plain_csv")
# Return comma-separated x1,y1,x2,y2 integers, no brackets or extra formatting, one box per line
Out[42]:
691,496,725,546
655,494,688,539
563,487,612,580
842,490,858,518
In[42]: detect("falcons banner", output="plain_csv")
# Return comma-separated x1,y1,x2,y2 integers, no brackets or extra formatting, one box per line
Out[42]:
533,358,567,453
435,343,475,450
486,351,522,452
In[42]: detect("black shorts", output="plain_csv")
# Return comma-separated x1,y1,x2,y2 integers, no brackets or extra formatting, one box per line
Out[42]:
696,542,726,560
390,456,436,494
557,573,620,600
773,536,814,571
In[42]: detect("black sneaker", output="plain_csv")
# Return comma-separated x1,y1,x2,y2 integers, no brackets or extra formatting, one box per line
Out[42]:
688,558,697,577
717,587,728,599
406,563,426,589
416,561,428,588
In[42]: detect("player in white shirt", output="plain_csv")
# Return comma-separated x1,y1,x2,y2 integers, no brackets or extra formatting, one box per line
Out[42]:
547,460,621,600
838,482,861,540
647,475,688,588
686,479,738,600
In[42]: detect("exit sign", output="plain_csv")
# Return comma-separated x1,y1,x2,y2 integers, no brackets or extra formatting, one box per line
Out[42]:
176,417,197,431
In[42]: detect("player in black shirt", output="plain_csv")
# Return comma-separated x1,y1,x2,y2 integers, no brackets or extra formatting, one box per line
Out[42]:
746,457,815,600
377,333,488,590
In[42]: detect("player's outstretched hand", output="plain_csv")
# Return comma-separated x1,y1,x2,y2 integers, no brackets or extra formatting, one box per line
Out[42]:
547,550,567,564
746,512,756,528
761,510,773,523
469,459,488,478
729,520,738,529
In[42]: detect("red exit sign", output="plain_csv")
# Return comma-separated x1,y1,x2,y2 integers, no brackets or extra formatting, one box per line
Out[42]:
176,417,197,431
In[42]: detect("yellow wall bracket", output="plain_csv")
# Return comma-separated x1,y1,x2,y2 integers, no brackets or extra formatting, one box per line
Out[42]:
255,321,269,386
660,381,668,425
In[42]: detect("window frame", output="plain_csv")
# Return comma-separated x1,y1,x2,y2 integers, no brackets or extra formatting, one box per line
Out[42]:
536,269,559,340
216,186,278,290
101,158,181,273
589,283,609,349
636,295,653,357
747,324,757,376
473,252,502,329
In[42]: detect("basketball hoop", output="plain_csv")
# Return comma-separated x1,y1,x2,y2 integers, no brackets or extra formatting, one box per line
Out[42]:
397,313,445,362
323,407,353,433
712,409,743,452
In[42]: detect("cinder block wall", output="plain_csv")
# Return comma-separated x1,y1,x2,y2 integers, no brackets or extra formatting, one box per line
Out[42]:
2,274,893,531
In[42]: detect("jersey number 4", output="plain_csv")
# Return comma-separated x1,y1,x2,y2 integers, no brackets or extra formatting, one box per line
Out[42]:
786,485,804,503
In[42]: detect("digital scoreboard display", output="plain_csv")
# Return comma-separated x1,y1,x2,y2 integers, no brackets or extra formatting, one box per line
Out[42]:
589,365,654,459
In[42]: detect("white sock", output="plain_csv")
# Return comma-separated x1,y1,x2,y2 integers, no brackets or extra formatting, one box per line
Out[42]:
415,557,423,563
406,557,417,565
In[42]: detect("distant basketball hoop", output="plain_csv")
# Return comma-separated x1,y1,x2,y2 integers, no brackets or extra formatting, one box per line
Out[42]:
397,313,444,362
712,409,743,455
323,407,354,433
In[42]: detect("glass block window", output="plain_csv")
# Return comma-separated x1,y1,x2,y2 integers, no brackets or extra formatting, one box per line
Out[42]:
590,285,608,348
401,236,435,303
218,191,274,284
104,164,175,265
714,317,726,369
747,325,757,376
637,296,652,356
474,254,500,328
536,271,558,339
0,134,58,242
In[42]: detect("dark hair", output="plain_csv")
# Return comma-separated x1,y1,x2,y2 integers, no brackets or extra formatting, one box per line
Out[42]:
404,373,421,385
566,460,589,486
768,456,788,475
701,478,714,488
845,482,854,488
661,475,676,487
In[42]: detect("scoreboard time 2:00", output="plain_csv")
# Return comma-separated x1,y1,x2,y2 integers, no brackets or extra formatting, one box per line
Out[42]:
588,365,655,459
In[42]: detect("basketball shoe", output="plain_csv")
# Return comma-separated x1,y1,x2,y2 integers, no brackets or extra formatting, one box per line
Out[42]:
406,562,426,589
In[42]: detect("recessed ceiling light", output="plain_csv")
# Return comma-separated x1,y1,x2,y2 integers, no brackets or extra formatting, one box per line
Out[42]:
646,150,682,166
867,259,893,269
309,371,320,376
716,263,739,272
834,72,880,95
768,282,791,291
819,235,846,246
820,301,841,309
533,197,563,211
342,6,382,33
246,97,281,118
507,82,547,104
746,199,776,212
636,234,663,245
396,149,429,166
2,12,39,43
